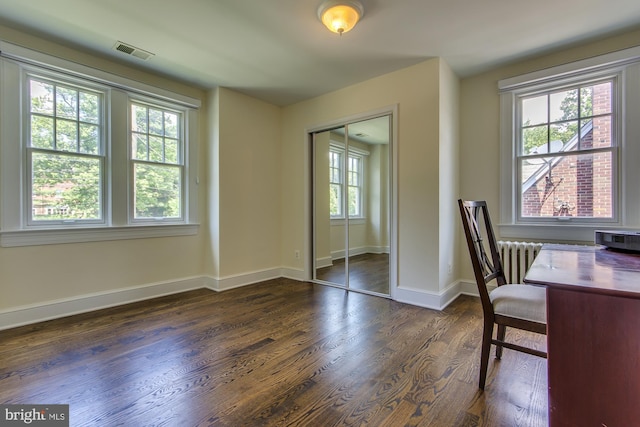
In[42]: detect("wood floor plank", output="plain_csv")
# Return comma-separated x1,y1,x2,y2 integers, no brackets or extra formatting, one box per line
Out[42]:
0,279,548,426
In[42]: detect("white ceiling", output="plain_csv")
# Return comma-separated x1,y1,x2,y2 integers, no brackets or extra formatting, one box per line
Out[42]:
0,0,639,106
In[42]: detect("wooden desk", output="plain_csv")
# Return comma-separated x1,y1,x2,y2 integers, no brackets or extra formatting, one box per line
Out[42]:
524,244,640,427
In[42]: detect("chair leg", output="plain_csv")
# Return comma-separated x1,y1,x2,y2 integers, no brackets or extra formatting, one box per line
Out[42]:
496,324,506,360
479,320,494,390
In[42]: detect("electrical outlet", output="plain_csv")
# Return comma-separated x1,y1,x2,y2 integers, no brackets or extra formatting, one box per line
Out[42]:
448,263,453,275
295,250,300,259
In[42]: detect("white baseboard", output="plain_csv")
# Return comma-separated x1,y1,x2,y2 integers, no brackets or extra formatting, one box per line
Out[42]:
394,280,465,310
281,267,306,281
458,279,479,296
366,245,390,254
458,279,496,297
0,276,205,331
331,246,390,261
315,256,333,269
204,267,307,292
0,268,476,331
204,268,284,292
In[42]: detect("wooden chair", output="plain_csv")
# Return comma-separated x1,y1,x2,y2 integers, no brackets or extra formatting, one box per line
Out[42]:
458,199,547,390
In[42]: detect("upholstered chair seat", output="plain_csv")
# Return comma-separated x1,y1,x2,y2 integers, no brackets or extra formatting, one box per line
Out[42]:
490,284,547,324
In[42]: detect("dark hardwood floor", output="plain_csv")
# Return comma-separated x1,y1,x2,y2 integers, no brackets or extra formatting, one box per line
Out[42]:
316,253,390,295
0,279,548,426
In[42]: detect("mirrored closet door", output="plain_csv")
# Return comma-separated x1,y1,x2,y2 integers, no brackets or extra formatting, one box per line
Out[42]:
312,115,391,296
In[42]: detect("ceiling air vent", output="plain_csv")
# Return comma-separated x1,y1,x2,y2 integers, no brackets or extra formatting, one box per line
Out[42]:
113,41,154,61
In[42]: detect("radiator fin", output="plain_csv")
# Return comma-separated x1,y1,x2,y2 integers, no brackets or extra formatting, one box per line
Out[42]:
497,241,543,284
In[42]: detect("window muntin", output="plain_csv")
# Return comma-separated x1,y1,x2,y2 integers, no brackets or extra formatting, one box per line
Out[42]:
130,102,184,220
517,78,616,220
27,77,104,223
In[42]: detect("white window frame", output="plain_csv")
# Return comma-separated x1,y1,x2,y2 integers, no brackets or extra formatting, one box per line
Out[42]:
25,71,108,227
128,98,186,224
0,41,200,247
346,151,365,219
329,143,367,221
329,146,344,219
499,46,640,242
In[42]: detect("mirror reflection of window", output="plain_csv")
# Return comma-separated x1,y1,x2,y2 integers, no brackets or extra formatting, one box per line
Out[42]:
313,114,391,297
329,149,343,217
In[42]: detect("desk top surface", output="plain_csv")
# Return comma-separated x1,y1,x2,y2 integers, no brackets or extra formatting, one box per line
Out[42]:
523,244,640,297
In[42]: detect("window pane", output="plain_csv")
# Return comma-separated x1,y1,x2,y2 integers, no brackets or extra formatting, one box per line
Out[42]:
521,156,551,184
348,158,359,182
30,116,54,149
587,82,612,116
149,108,163,136
520,151,613,218
79,124,99,154
30,80,54,114
149,136,164,162
134,163,181,219
132,105,147,133
330,167,341,183
165,112,178,138
550,89,578,122
522,125,548,155
330,183,341,216
522,95,547,126
580,86,593,117
31,152,101,221
56,119,78,152
329,150,342,184
56,86,78,119
165,138,178,164
348,170,357,186
589,116,612,148
329,152,336,166
348,186,360,216
550,121,578,147
132,134,148,160
79,92,99,124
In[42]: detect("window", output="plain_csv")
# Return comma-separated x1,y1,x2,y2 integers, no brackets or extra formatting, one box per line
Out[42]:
519,79,615,219
499,46,640,241
0,42,200,247
329,145,364,219
28,76,105,224
130,102,183,220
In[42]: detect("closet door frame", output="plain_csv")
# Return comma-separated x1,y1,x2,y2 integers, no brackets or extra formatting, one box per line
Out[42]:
305,105,398,299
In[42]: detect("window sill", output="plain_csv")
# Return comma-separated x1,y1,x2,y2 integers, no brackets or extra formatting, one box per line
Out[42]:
0,223,200,247
497,223,636,243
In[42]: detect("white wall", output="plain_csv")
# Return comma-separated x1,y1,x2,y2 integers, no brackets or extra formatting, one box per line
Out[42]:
438,61,460,293
205,88,283,287
364,142,389,253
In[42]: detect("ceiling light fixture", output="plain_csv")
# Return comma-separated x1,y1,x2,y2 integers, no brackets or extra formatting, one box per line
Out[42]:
317,0,364,35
